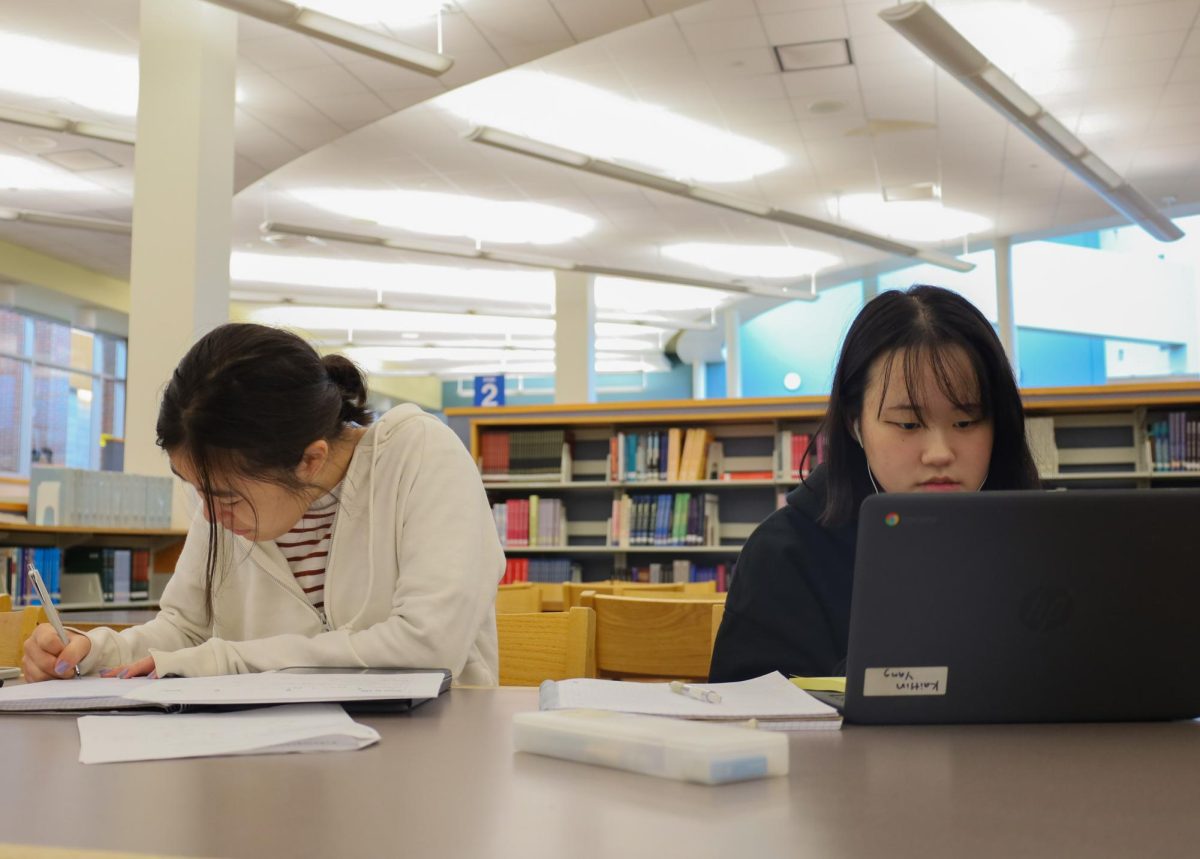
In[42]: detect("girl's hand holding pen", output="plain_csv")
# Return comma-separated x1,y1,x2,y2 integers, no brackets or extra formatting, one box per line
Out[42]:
22,624,92,682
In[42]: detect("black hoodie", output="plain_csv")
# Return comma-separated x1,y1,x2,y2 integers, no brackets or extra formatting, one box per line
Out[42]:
709,466,858,681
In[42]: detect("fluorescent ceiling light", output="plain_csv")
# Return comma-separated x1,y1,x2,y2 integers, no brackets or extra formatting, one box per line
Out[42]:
938,2,1071,81
289,188,594,245
231,252,553,306
299,0,448,27
467,127,975,273
0,106,135,145
594,276,732,315
835,195,991,243
0,32,138,116
880,1,1183,243
0,155,102,192
202,0,453,75
248,305,556,337
0,207,131,234
441,71,785,183
662,243,839,279
261,221,783,296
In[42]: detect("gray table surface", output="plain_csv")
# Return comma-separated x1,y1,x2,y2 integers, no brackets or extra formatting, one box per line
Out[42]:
2,687,1199,859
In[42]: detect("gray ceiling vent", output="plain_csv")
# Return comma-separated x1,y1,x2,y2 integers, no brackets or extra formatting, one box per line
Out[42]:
774,39,852,72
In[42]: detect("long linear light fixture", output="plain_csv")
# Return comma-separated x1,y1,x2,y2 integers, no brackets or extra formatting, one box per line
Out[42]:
0,207,131,234
466,126,975,273
260,221,814,300
202,0,453,76
233,295,715,332
0,105,134,145
880,1,1183,243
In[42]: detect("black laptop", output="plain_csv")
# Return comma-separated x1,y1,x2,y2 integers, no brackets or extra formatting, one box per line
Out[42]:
842,489,1200,725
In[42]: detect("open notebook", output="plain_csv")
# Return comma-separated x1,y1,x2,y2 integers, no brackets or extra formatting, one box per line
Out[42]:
0,669,450,714
540,671,841,730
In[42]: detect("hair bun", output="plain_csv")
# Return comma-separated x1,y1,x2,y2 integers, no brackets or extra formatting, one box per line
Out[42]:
321,353,372,424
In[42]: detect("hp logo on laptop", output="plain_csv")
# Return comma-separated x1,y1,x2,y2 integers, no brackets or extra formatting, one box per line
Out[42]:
1019,587,1074,632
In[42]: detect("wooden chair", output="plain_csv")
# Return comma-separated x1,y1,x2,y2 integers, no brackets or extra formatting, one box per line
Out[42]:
682,581,718,595
0,606,45,667
580,593,725,682
711,602,725,653
562,580,687,608
0,594,10,613
496,606,596,686
531,582,564,611
495,582,542,614
612,590,726,602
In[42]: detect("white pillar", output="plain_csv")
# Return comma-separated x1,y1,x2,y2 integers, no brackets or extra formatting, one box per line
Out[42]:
691,362,706,401
125,0,237,525
993,236,1019,378
554,271,595,403
862,271,879,303
723,308,742,399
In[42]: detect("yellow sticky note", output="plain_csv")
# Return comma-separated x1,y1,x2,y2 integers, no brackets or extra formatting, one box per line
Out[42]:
790,676,846,693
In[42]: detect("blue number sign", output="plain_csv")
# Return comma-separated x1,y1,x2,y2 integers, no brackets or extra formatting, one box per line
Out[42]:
473,375,505,407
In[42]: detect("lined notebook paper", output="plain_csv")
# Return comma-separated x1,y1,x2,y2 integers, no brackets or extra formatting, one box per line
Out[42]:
540,672,841,730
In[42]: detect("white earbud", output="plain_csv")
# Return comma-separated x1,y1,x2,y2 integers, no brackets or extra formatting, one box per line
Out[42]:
853,420,864,448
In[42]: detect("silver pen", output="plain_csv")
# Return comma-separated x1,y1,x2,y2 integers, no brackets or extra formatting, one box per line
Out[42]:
28,567,80,677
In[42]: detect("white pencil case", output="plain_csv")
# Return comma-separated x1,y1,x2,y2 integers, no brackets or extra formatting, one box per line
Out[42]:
512,708,788,785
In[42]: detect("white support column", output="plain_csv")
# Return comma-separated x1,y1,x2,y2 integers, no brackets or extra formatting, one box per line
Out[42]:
691,362,706,401
554,271,596,403
862,270,879,303
994,236,1019,378
723,308,742,399
125,0,237,524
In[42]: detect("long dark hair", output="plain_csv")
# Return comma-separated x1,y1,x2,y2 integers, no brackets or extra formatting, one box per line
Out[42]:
156,323,374,622
809,285,1040,526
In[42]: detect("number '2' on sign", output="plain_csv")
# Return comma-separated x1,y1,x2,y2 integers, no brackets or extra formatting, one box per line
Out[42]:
473,375,505,407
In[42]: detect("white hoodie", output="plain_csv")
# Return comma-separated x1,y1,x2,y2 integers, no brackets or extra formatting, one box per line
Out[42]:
78,405,504,685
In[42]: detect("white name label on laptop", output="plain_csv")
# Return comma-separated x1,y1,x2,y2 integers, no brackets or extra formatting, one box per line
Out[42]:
863,667,948,696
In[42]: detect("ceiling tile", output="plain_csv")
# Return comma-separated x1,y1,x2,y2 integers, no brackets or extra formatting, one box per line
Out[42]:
780,63,860,96
1170,51,1200,82
552,0,649,41
674,0,761,22
1105,0,1200,36
680,17,770,52
1098,31,1190,63
696,46,782,77
271,64,373,100
761,9,851,44
238,33,333,72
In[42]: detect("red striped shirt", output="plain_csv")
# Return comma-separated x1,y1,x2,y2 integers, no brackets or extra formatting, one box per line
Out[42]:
277,485,341,615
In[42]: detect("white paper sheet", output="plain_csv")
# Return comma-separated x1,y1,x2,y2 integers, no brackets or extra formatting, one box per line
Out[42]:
541,672,840,724
124,671,446,705
77,703,380,764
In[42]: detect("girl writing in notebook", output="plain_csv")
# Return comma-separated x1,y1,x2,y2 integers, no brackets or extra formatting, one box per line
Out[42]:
24,324,504,684
709,285,1040,682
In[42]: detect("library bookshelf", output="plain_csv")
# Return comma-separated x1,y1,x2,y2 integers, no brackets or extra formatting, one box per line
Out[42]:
447,382,1200,585
0,521,184,611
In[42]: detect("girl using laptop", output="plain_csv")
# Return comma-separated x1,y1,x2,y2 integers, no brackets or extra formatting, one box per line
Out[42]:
710,285,1040,682
24,324,504,684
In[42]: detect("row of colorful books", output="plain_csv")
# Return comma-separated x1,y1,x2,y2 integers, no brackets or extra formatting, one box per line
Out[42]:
608,429,724,482
623,560,730,590
1,546,151,605
492,496,568,548
1147,412,1200,471
608,492,720,547
778,430,827,481
479,429,570,481
500,557,582,585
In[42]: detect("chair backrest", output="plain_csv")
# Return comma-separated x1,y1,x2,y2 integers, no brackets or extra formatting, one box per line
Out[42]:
532,582,565,612
682,581,718,595
562,580,614,608
0,594,11,613
581,593,725,681
611,590,726,602
495,582,543,614
496,606,596,686
611,582,685,597
0,606,46,667
711,603,725,653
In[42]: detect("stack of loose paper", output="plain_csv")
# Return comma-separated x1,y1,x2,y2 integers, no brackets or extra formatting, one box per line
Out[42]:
540,671,841,730
77,703,379,764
